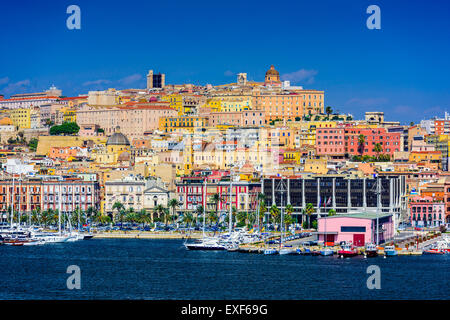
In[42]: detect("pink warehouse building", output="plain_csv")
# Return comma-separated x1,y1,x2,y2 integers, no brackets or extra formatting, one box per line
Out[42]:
317,212,394,246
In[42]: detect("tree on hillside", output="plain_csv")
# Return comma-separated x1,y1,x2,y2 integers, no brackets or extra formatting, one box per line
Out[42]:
49,122,80,135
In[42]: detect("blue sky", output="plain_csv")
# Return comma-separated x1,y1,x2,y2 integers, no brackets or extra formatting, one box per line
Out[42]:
0,0,449,123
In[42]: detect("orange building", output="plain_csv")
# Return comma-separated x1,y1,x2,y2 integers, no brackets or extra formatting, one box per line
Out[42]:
255,91,324,123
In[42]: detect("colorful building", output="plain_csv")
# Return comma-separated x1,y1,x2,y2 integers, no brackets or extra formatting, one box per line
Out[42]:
317,212,394,246
409,196,445,227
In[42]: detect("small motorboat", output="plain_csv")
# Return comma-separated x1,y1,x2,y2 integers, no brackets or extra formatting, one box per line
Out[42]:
365,243,378,257
263,248,278,255
320,248,334,256
279,247,296,255
423,249,446,255
384,245,398,256
338,243,358,258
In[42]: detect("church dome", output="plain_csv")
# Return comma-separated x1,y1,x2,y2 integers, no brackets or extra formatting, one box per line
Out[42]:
265,65,279,77
106,127,130,146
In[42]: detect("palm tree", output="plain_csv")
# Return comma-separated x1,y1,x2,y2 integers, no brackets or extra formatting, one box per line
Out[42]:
125,207,136,224
304,203,315,230
325,106,333,118
259,199,267,227
208,211,218,226
285,204,295,230
41,210,50,228
163,208,171,226
112,201,124,224
195,205,204,226
284,213,295,234
168,199,180,224
269,204,280,230
31,208,40,225
358,134,366,156
374,143,383,160
138,209,150,228
285,204,294,215
211,193,222,224
154,204,165,223
86,206,96,225
182,211,194,228
237,211,247,226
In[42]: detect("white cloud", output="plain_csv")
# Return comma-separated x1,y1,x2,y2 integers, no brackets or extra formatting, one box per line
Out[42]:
345,97,388,108
281,69,318,84
1,79,31,96
118,74,142,86
224,70,234,77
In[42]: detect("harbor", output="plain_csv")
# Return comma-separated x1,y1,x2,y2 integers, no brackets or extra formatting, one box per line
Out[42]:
0,238,448,300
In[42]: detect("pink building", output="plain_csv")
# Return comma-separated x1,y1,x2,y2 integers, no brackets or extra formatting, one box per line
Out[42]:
317,212,394,246
206,110,265,127
77,102,177,139
345,127,401,157
409,196,445,227
316,127,346,158
79,124,104,137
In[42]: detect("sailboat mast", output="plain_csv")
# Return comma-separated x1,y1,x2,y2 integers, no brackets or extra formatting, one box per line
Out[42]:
228,170,232,234
18,175,21,228
376,177,380,246
10,174,15,229
202,178,206,238
280,185,284,249
58,181,62,236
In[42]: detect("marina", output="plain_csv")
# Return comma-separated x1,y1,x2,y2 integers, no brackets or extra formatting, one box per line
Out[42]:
0,238,448,300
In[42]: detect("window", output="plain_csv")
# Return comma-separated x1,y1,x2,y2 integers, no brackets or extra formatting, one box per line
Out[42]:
341,226,366,232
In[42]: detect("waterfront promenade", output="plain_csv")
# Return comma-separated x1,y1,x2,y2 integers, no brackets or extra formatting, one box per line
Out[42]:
93,231,204,239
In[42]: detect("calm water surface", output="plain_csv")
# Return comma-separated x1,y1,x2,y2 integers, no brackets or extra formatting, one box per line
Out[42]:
0,239,448,299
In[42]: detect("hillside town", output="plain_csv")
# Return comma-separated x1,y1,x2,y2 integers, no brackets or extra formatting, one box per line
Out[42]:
0,65,449,245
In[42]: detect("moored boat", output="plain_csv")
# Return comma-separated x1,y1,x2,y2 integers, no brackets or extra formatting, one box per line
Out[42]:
320,248,334,256
338,243,358,258
184,237,226,251
384,245,398,256
365,243,378,257
279,247,296,255
263,248,278,255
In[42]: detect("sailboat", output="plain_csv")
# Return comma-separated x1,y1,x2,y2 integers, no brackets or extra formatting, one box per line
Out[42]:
277,179,295,255
184,179,226,251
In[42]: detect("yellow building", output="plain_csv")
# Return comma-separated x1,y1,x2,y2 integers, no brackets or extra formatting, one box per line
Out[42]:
161,94,183,115
9,108,31,129
409,151,442,168
221,97,251,112
205,99,221,112
159,116,208,133
303,158,328,174
62,107,77,123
